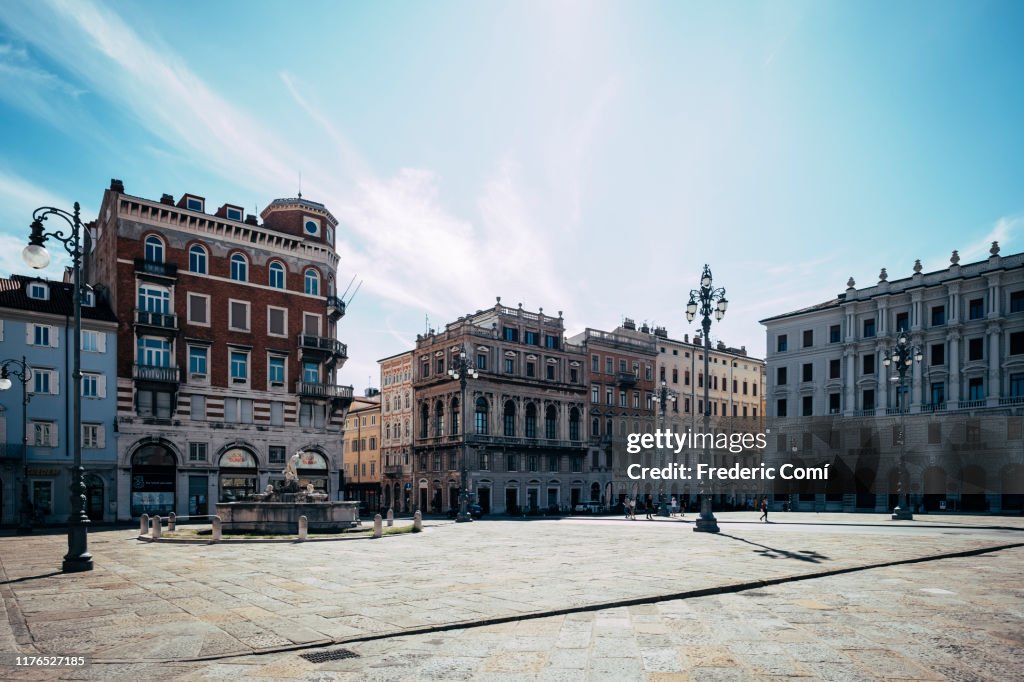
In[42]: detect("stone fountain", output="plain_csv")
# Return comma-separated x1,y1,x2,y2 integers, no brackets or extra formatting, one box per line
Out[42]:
216,450,359,533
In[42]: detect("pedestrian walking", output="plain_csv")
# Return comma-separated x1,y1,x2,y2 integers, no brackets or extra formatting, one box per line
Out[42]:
645,499,653,520
759,496,768,522
624,498,631,520
629,497,637,520
670,496,678,518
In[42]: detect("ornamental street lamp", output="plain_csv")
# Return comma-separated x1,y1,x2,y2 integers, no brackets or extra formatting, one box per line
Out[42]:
883,334,923,521
651,379,677,516
447,348,479,522
23,203,93,572
686,264,728,534
1,357,34,534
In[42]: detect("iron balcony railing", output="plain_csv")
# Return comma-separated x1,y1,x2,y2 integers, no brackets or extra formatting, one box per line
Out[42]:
133,258,178,278
327,295,346,319
135,309,177,329
133,364,181,383
296,334,347,357
295,381,354,400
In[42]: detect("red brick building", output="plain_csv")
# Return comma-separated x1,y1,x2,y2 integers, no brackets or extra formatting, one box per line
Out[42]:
89,179,353,520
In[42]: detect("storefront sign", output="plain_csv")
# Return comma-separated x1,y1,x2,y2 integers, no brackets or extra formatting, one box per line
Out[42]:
27,468,60,476
220,449,256,468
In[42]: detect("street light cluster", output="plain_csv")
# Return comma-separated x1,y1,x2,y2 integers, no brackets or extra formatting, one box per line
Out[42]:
884,334,923,520
448,350,479,523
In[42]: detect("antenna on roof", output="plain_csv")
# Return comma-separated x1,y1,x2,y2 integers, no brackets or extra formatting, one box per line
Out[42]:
298,171,302,199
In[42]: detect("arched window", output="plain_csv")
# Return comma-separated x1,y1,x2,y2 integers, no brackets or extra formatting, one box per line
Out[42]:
503,401,516,437
304,268,320,296
144,235,164,263
385,423,391,440
545,405,558,440
269,261,285,289
230,253,248,282
605,418,613,436
434,400,445,437
569,408,581,441
420,403,429,438
591,417,600,439
450,397,460,435
524,403,537,438
475,397,489,434
188,244,207,274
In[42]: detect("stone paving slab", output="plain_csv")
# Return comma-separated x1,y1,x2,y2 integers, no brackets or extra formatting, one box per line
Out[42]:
0,517,1019,672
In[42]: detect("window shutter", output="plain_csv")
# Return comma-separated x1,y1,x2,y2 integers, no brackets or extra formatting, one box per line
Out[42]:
98,375,107,399
50,326,59,348
97,426,106,449
26,325,34,344
50,425,58,448
52,371,60,395
97,332,107,353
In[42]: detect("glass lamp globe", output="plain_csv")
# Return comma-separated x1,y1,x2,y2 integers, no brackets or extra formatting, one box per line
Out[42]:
23,244,50,269
718,298,729,312
701,275,712,287
0,376,12,391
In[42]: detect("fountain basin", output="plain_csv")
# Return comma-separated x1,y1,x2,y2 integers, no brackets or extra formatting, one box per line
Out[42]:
216,501,360,534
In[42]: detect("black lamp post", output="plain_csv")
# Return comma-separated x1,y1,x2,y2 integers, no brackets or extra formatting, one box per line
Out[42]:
652,380,677,516
23,203,93,572
0,357,33,534
884,333,922,521
686,264,728,534
447,348,478,522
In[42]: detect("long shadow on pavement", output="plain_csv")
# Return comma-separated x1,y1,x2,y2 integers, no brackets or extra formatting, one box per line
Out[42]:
717,532,831,563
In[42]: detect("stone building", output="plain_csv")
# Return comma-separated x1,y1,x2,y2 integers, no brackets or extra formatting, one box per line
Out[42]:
412,299,603,515
378,350,413,513
0,276,118,525
88,179,353,520
343,391,382,512
760,245,1024,513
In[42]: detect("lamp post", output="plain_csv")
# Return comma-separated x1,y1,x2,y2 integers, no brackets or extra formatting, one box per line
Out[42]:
447,348,478,522
22,203,93,572
883,333,922,521
686,264,728,534
652,380,677,516
1,357,33,534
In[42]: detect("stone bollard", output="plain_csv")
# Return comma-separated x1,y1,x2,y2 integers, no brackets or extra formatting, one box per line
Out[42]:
151,515,162,539
373,513,383,538
168,512,176,532
413,510,422,532
140,513,150,536
386,508,394,527
298,515,308,542
211,516,222,543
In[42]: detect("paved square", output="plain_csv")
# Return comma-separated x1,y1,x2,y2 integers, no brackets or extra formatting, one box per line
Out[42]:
1,514,1022,679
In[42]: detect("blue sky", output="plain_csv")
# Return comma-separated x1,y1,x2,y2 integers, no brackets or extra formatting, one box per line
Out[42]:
1,0,1022,389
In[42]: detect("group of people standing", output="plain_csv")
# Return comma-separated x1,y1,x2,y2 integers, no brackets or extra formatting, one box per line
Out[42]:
622,496,684,520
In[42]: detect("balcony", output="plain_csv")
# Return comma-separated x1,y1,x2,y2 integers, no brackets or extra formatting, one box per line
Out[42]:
383,465,404,478
295,381,354,401
616,371,638,387
133,364,181,384
134,258,178,279
135,309,177,331
327,295,346,320
297,334,348,360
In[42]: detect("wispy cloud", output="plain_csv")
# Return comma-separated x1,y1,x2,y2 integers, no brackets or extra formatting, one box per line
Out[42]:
0,169,75,279
958,214,1023,263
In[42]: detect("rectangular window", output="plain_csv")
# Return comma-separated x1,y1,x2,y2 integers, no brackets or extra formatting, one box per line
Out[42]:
931,343,945,366
30,420,56,447
32,369,55,395
524,330,538,345
302,361,319,384
189,442,207,462
504,358,514,374
230,350,248,382
526,361,535,377
477,353,487,371
777,335,788,352
829,324,841,343
1010,373,1024,397
81,372,102,398
503,327,518,342
931,382,946,406
82,423,101,448
546,364,555,380
570,367,578,383
269,446,286,464
968,377,984,401
776,399,787,417
863,319,876,338
188,346,208,377
777,367,787,385
863,389,875,411
895,312,909,332
619,391,626,407
863,354,875,375
436,358,444,374
606,387,613,405
931,305,946,326
81,330,102,352
271,401,284,426
1011,332,1024,356
229,300,250,332
591,385,599,403
545,335,558,349
829,393,841,414
507,454,517,471
268,356,286,385
801,363,813,382
969,298,984,320
967,337,983,362
802,396,813,416
190,394,205,420
605,357,613,374
829,358,841,379
187,293,209,326
267,307,287,337
802,330,813,348
31,324,53,347
1011,291,1024,313
591,355,599,372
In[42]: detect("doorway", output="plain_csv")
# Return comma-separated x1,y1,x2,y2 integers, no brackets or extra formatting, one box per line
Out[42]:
504,487,518,515
478,487,491,514
85,474,105,522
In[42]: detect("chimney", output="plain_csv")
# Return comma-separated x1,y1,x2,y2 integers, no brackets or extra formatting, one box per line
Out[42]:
160,193,174,205
109,178,124,193
245,214,259,225
622,317,636,331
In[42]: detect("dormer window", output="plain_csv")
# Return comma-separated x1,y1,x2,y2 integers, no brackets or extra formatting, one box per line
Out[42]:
303,216,320,237
226,206,243,221
186,196,204,212
27,282,49,300
82,290,95,307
